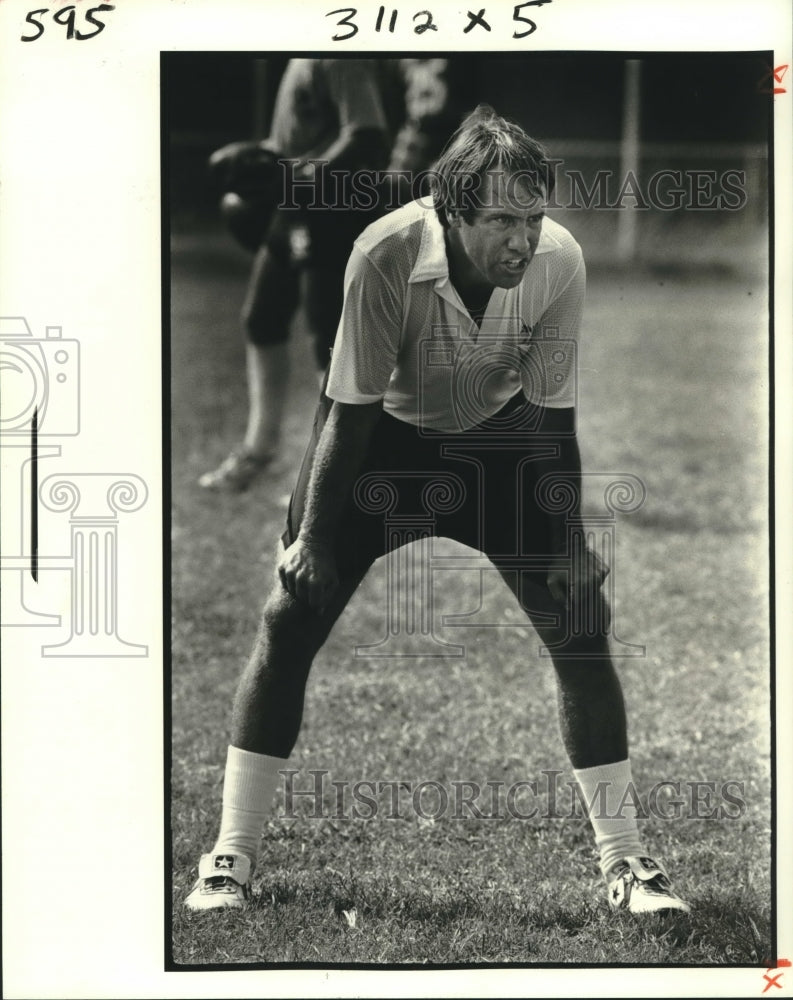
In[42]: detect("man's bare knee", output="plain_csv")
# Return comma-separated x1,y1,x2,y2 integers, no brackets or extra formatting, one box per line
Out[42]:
256,582,333,657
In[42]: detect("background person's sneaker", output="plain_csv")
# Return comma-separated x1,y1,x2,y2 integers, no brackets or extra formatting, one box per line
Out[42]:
198,449,275,491
607,856,691,914
184,852,252,910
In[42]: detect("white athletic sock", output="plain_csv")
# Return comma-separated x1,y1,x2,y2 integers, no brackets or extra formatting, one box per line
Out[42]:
572,759,644,877
212,746,286,866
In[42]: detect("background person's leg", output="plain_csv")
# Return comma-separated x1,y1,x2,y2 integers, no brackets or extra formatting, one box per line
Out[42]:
302,263,344,375
200,237,299,491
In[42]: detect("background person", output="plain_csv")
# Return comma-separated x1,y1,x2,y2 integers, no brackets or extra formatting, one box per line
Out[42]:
199,57,404,491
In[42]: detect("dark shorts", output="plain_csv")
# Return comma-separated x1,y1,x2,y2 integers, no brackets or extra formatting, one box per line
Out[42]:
283,391,557,581
242,205,382,368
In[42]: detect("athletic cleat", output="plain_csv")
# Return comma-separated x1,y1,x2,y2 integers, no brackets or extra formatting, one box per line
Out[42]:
199,449,275,491
606,856,691,915
184,852,253,911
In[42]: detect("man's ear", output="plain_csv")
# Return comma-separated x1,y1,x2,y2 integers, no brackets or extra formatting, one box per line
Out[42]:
446,208,462,230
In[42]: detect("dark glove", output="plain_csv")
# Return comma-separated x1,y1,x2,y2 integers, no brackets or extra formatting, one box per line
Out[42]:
208,140,282,200
209,142,284,253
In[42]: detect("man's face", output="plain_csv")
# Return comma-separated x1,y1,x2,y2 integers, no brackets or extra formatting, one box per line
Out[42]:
447,172,547,290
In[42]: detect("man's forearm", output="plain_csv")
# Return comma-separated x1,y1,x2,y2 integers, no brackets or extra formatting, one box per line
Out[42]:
299,400,383,546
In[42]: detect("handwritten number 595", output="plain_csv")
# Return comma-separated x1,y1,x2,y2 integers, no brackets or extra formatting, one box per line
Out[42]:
21,4,115,41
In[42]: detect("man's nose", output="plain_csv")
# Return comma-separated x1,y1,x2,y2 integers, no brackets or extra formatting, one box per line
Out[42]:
506,225,531,252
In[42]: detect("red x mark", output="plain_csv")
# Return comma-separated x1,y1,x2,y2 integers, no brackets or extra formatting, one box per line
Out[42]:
762,959,791,994
757,64,789,94
763,971,784,993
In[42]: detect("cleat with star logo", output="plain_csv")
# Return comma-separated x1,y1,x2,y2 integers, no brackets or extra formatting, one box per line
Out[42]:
606,856,691,915
184,852,253,911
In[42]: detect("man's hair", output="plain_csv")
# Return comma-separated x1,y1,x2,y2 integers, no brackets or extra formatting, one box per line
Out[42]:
430,104,555,228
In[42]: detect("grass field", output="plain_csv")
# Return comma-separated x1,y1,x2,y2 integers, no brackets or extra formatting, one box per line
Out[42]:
169,215,772,968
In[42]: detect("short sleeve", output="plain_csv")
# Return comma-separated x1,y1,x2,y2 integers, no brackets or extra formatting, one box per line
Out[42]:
324,60,389,134
326,246,403,403
520,255,586,409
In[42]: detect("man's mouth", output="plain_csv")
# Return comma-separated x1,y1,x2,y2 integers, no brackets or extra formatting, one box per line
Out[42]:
502,257,529,273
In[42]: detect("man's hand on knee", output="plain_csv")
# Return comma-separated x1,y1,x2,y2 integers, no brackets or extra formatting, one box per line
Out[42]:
277,536,339,613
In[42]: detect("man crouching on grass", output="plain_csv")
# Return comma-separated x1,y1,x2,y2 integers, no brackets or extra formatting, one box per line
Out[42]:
185,105,690,917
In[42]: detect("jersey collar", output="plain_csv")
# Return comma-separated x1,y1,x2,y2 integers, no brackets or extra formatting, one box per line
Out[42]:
408,203,449,285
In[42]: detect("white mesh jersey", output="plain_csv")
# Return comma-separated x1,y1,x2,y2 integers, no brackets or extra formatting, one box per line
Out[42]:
325,199,586,432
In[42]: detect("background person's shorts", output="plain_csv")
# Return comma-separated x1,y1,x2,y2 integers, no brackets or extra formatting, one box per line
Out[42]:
244,205,384,366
